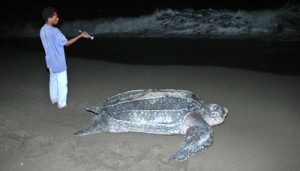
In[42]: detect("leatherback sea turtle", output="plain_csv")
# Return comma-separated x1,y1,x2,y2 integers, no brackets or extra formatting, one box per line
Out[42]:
74,89,228,161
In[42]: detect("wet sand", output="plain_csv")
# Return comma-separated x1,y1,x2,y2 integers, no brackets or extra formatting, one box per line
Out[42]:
2,37,300,75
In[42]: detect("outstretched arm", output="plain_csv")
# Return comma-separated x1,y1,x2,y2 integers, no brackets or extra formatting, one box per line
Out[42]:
65,33,89,46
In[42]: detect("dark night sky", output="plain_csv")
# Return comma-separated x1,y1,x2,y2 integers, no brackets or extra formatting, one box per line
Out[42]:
1,0,293,23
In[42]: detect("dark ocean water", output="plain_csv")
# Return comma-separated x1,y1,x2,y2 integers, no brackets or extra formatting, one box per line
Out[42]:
1,1,299,75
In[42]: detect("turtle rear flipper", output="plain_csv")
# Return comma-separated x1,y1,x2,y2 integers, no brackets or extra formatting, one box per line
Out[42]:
169,125,213,162
86,105,102,114
74,115,109,136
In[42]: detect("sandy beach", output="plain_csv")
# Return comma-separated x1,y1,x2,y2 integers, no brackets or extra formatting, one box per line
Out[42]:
0,46,300,171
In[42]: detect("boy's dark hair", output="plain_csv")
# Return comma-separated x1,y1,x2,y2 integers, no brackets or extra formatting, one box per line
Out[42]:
42,7,57,21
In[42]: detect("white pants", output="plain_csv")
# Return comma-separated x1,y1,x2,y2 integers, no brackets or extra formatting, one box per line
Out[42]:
49,70,68,108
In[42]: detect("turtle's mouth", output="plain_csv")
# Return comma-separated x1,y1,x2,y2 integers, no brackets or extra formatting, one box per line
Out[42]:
207,117,225,126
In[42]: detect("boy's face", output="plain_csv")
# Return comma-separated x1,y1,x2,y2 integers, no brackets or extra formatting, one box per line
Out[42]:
48,12,59,25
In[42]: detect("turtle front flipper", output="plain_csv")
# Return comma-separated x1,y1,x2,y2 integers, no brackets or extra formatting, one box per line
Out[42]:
169,125,213,162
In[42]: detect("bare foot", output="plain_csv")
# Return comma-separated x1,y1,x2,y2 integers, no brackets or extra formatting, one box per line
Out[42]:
58,103,70,109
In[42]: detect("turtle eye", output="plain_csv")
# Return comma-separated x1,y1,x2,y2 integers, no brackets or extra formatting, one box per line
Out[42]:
213,105,220,111
208,104,219,111
211,111,219,118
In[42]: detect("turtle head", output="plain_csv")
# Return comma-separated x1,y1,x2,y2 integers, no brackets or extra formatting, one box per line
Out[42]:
203,104,228,126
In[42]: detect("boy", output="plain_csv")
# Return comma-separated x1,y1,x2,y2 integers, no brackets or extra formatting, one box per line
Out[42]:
40,7,89,109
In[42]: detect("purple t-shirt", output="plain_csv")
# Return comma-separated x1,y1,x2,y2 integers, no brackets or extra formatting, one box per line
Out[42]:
40,24,68,73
